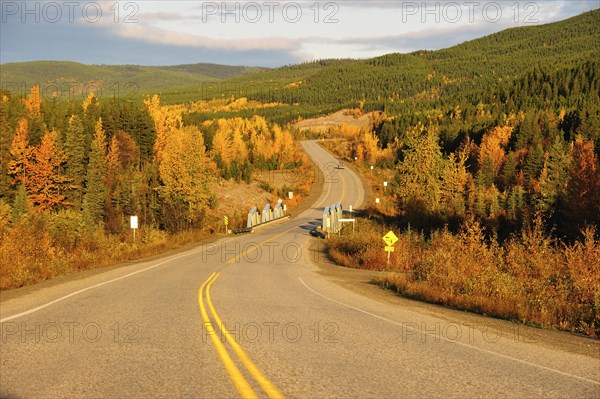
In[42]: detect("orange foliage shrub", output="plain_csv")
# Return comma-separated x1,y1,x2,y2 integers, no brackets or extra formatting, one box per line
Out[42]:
328,217,600,337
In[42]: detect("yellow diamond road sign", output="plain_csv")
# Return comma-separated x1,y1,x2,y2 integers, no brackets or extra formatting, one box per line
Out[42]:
382,231,398,247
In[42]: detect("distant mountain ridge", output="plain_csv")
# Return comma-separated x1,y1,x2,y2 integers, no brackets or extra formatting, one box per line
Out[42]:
157,9,599,109
0,61,268,96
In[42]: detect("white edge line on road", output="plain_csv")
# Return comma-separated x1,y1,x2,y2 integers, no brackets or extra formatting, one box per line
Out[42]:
298,277,600,386
0,243,217,323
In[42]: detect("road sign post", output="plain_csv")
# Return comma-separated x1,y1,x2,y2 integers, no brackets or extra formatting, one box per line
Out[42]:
382,230,398,266
130,216,138,241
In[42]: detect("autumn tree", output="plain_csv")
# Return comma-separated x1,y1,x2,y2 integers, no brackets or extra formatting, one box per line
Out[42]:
27,130,68,211
144,94,182,162
22,85,41,118
211,125,233,169
82,92,97,113
22,85,44,145
560,137,600,236
479,125,512,177
231,126,249,164
158,125,213,231
8,118,31,186
361,130,380,166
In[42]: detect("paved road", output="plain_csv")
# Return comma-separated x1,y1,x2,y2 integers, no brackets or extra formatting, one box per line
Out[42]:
1,140,598,398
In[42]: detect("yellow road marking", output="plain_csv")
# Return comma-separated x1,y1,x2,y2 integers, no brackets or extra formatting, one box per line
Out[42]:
198,273,259,399
199,154,344,396
206,274,285,399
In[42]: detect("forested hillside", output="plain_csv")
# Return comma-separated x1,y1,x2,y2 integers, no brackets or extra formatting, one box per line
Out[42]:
0,61,267,97
178,9,599,123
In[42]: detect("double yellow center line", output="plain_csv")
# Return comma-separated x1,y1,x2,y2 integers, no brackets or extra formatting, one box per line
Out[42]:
198,272,285,398
198,167,347,397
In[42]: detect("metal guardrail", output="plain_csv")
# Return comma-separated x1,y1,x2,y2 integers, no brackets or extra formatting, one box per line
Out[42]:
247,199,287,229
322,202,343,234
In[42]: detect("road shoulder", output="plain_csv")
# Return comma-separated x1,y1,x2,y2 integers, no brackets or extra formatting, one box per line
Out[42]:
307,238,600,359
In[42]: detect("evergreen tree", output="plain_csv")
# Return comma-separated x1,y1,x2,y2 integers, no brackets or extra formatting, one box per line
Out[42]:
11,183,30,223
537,136,570,213
523,143,545,189
478,156,495,188
507,185,525,220
83,119,107,225
64,115,86,208
500,152,518,190
0,104,12,198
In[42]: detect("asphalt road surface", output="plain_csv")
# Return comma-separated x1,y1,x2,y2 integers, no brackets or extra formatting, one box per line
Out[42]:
1,140,598,398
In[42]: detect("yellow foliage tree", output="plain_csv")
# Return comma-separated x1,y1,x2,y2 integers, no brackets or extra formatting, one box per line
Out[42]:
82,92,97,113
231,127,248,164
144,94,182,162
8,118,31,185
362,130,380,165
211,123,233,168
158,125,212,225
22,86,41,118
479,125,513,175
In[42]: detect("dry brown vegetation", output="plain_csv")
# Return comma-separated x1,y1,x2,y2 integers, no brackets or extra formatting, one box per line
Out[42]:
0,206,212,290
327,217,600,337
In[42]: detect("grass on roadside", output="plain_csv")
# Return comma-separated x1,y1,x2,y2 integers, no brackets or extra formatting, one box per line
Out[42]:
327,217,600,337
0,210,213,290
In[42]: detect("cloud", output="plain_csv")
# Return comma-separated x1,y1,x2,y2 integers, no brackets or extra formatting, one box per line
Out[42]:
109,24,301,52
135,12,198,22
1,1,597,67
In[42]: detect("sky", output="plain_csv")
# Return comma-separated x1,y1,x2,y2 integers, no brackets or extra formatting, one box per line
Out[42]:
1,1,598,67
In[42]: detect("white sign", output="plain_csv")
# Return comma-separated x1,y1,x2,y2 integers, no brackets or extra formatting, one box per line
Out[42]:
130,216,138,229
349,205,353,212
375,198,380,204
383,181,388,187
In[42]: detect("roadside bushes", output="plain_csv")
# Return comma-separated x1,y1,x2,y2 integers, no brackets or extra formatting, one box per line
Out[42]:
0,207,205,290
327,217,600,337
